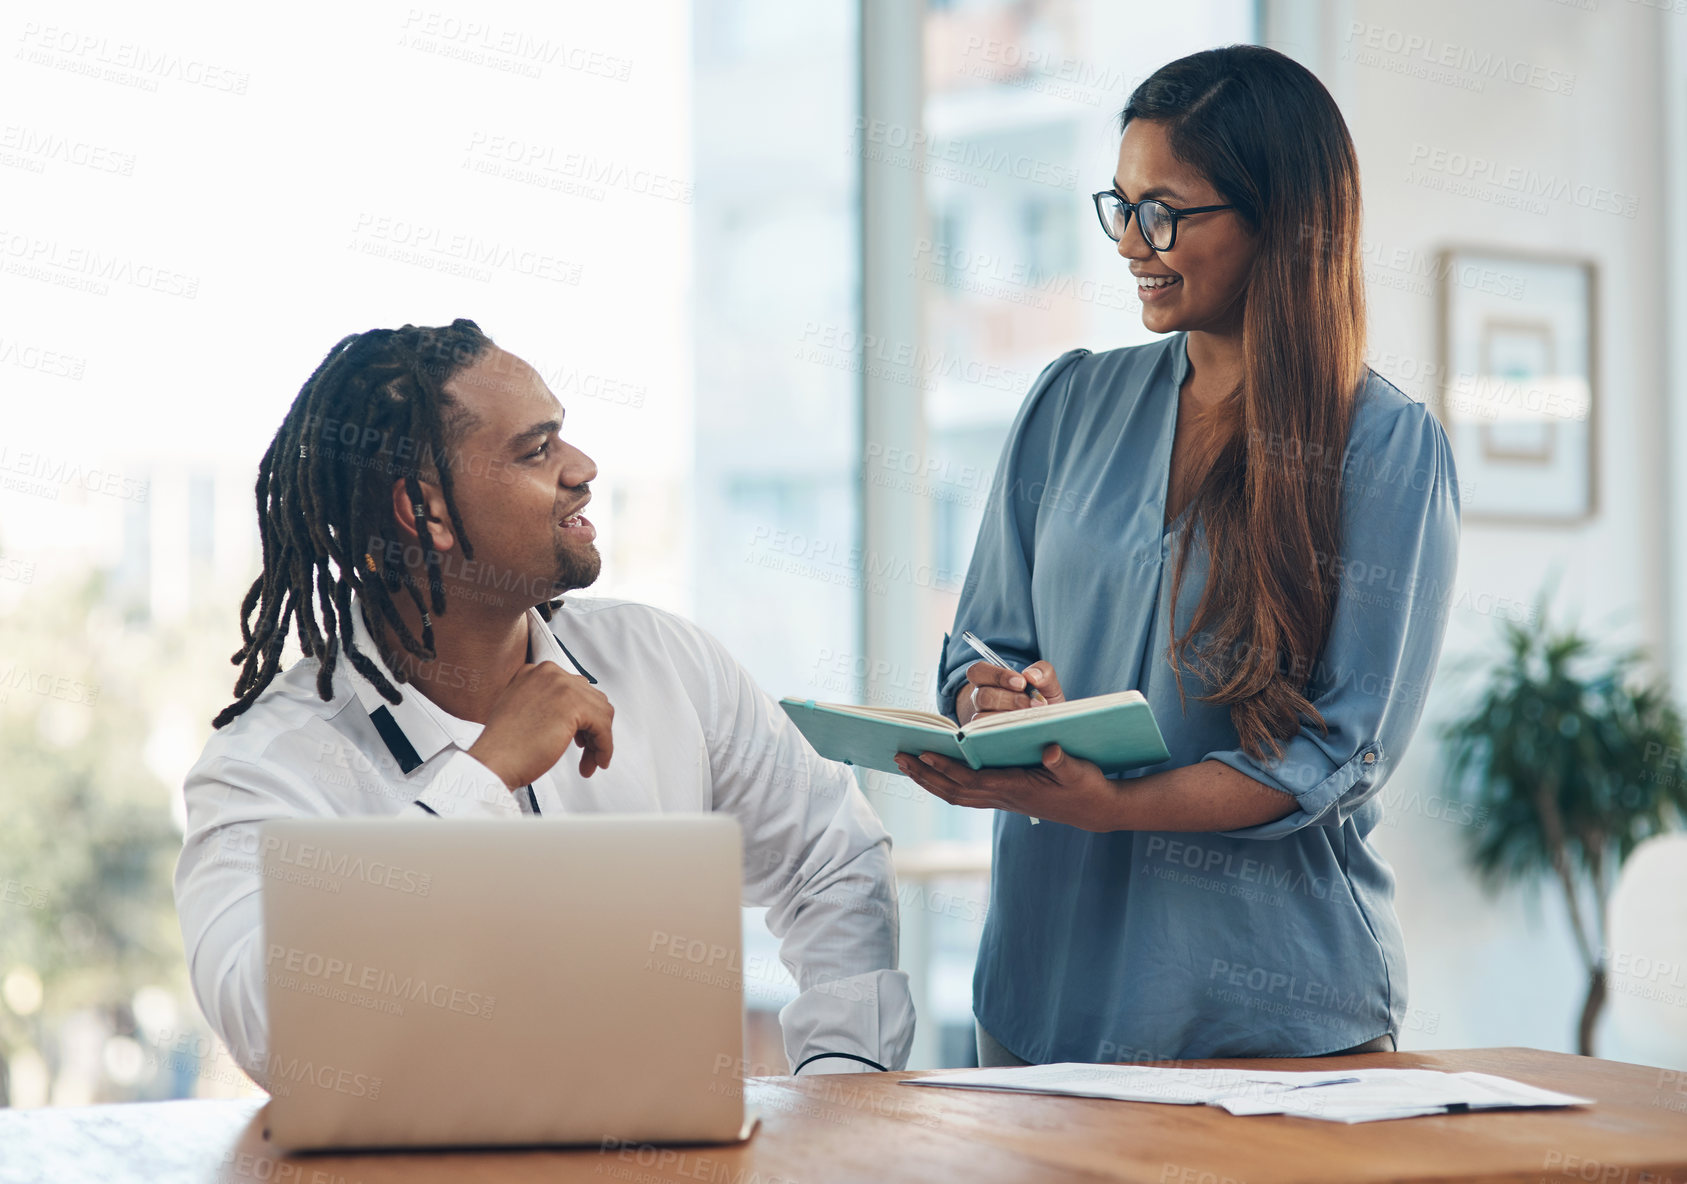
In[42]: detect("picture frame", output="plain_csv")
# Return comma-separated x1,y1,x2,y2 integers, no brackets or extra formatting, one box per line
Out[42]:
1433,248,1598,523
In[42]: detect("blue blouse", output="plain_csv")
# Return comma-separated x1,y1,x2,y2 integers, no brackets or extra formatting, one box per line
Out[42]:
936,331,1461,1062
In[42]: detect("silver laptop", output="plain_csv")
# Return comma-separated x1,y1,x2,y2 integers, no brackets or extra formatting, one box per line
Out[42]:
259,815,754,1151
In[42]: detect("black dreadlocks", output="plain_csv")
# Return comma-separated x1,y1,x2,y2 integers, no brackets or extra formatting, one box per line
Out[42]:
213,319,557,728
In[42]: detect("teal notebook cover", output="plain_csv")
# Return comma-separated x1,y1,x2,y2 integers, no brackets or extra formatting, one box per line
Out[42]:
778,694,1170,777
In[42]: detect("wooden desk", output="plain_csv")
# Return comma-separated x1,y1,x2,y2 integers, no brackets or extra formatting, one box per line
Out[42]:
2,1048,1683,1184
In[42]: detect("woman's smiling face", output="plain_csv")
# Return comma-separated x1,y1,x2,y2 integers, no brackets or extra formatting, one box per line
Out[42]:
1113,118,1260,337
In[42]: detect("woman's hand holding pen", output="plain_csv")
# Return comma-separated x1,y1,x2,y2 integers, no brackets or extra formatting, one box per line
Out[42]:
955,659,1065,725
921,658,1116,830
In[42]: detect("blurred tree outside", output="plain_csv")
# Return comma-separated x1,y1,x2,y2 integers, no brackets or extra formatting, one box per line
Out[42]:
0,568,249,1105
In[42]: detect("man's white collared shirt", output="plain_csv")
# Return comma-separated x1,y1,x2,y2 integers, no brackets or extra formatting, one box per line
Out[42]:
174,595,914,1083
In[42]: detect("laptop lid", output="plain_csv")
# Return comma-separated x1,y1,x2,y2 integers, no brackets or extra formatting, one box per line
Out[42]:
259,815,746,1151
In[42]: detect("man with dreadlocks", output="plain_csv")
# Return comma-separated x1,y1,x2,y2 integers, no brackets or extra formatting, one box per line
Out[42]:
173,320,913,1088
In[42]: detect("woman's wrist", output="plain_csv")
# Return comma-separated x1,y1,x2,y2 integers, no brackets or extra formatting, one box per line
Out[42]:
1090,766,1137,832
1086,761,1299,833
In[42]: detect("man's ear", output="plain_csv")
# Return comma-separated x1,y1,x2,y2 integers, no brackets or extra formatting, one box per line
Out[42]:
390,479,456,552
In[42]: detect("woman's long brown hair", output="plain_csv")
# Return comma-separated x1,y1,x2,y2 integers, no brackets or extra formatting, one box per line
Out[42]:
1122,46,1367,763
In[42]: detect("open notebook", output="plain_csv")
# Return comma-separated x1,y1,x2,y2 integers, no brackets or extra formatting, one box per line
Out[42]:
779,691,1170,778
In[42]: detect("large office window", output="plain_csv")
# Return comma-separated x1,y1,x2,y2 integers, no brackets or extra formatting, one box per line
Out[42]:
0,2,697,1105
0,0,1259,1102
691,0,862,707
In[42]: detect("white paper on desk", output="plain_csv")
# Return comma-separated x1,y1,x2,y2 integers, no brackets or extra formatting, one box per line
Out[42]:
899,1063,1342,1106
1215,1070,1594,1123
901,1064,1592,1124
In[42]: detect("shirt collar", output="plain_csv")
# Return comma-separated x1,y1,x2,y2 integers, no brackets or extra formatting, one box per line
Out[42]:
1171,330,1191,389
345,596,569,775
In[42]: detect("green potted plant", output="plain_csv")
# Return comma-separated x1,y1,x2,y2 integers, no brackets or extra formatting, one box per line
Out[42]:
1441,592,1687,1055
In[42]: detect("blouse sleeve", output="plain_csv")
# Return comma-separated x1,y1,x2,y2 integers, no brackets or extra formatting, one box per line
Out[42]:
935,349,1089,722
1206,399,1462,840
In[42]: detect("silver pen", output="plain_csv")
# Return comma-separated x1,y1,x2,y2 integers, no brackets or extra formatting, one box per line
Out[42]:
960,631,1047,825
1252,1076,1362,1090
960,631,1048,706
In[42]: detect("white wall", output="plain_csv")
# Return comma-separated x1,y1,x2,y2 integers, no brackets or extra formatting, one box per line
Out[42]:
1270,0,1678,1063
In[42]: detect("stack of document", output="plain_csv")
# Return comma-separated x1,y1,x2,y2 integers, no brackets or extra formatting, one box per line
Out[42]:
902,1063,1592,1124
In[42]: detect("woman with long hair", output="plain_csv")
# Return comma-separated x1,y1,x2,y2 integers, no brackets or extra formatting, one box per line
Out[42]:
895,45,1460,1065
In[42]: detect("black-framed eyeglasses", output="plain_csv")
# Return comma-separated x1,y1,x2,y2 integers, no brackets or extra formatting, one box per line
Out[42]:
1091,190,1237,252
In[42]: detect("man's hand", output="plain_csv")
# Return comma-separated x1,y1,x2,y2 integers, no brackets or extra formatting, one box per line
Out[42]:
466,663,614,787
957,659,1066,725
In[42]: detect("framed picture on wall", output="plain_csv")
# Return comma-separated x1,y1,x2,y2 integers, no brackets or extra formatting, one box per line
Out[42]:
1434,249,1597,522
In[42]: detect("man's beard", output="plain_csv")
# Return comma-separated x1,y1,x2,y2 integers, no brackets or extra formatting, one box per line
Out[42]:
551,541,602,594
